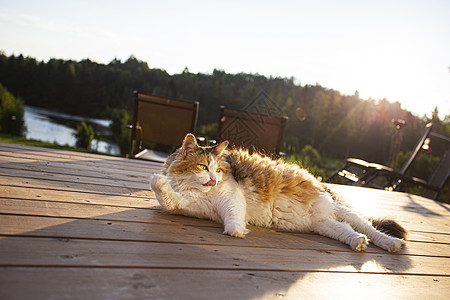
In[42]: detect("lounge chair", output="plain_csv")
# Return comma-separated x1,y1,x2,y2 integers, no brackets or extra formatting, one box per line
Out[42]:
326,123,433,187
368,141,450,200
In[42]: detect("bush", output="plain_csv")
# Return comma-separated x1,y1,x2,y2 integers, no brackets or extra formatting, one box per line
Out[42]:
0,83,26,136
109,108,131,156
285,145,328,180
395,151,440,180
74,121,94,149
198,122,218,142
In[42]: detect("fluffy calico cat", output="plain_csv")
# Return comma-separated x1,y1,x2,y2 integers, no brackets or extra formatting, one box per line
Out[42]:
151,134,407,252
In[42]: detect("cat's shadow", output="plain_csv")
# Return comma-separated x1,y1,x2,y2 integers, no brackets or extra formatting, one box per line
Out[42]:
192,222,413,271
158,217,414,297
2,207,413,299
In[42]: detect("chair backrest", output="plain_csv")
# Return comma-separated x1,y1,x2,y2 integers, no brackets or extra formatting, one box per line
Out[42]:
399,122,433,174
422,143,450,200
216,106,288,155
129,91,199,157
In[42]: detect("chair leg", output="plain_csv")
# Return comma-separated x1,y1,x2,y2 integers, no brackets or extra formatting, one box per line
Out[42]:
325,168,343,182
357,169,379,187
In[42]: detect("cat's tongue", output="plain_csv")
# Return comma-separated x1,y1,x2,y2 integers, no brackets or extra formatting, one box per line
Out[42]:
203,179,216,186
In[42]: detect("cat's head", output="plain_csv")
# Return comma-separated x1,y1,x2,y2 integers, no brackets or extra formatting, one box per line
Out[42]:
166,134,229,191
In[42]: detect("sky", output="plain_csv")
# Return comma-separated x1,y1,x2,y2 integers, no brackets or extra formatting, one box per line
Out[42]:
1,0,449,118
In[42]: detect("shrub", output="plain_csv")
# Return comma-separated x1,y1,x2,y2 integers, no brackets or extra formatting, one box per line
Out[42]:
285,145,328,180
0,83,26,136
74,121,94,149
109,108,131,156
395,151,439,180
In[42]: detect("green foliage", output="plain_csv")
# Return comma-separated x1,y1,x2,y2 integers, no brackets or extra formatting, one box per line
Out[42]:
284,145,343,180
394,150,448,201
395,151,440,180
0,83,26,136
295,145,326,179
0,52,448,164
109,108,131,156
300,145,321,165
74,121,94,149
198,122,218,142
0,132,97,153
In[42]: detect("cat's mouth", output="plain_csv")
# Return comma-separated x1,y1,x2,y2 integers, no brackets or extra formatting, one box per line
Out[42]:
203,179,216,187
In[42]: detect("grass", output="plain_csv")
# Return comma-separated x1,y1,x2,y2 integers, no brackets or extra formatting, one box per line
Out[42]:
0,133,116,155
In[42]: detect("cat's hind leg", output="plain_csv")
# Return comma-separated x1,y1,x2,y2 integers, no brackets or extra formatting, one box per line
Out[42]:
313,219,369,251
335,205,405,252
150,174,191,210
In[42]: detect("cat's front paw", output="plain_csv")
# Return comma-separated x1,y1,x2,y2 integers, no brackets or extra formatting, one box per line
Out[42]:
150,174,169,194
223,223,249,239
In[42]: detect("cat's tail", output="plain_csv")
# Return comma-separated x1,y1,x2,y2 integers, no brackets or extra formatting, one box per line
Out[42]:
370,218,408,240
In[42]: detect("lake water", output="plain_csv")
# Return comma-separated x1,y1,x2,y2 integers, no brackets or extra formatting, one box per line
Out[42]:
24,106,120,155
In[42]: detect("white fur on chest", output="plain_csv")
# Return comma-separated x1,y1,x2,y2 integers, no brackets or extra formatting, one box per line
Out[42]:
171,176,241,225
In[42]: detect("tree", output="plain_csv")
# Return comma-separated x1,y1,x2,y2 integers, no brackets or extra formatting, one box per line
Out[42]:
74,122,94,149
109,108,131,156
0,83,26,136
0,52,447,163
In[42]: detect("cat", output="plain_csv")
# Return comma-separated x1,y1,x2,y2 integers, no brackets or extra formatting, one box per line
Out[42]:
150,133,407,252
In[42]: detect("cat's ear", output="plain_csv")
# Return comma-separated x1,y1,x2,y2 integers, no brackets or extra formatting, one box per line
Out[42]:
181,133,198,156
214,140,228,155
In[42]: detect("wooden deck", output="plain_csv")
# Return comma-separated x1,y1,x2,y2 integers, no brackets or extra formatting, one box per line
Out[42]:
0,142,449,299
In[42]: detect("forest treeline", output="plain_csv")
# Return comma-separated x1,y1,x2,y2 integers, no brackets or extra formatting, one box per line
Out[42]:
0,52,448,164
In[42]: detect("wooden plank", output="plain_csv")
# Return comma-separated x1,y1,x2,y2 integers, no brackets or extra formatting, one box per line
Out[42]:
0,142,130,161
0,185,156,208
1,143,449,299
1,190,449,247
329,184,450,217
1,213,449,256
0,198,220,228
1,194,442,245
0,155,160,181
1,184,448,234
3,185,449,223
0,143,162,171
0,190,448,239
4,149,445,219
0,167,148,190
0,161,152,185
0,199,447,248
3,144,447,216
1,237,449,275
1,171,447,233
0,175,149,196
0,267,448,300
0,151,162,174
2,175,448,234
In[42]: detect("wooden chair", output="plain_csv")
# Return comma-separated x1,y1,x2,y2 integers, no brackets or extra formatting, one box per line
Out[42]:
216,106,288,156
128,91,199,162
326,122,433,187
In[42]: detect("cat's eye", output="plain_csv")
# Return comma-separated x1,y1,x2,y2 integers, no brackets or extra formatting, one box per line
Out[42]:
199,164,208,171
216,168,221,173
